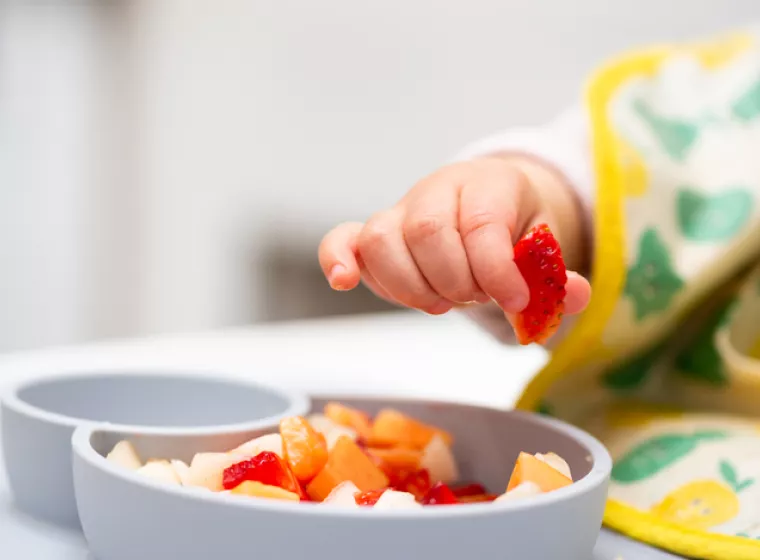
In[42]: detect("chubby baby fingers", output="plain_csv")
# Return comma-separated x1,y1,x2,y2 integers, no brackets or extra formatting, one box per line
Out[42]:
357,210,452,315
402,195,489,305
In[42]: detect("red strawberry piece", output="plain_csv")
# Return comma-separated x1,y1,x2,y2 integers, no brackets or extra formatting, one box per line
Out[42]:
450,482,487,498
222,451,305,498
354,489,386,506
390,469,431,501
512,223,567,345
458,493,498,503
421,482,459,505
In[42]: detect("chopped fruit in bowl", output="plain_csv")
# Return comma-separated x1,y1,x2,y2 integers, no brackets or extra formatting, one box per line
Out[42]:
104,403,575,509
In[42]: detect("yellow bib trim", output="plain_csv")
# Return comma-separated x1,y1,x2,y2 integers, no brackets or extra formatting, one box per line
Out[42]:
516,46,672,412
605,501,760,560
517,31,760,558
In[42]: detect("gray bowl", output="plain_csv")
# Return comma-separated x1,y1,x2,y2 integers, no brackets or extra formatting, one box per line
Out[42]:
0,371,309,528
72,397,611,560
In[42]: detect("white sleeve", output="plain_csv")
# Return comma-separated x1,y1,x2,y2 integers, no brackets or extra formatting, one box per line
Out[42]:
452,104,594,345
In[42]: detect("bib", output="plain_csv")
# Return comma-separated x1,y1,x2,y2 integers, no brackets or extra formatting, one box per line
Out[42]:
517,28,760,559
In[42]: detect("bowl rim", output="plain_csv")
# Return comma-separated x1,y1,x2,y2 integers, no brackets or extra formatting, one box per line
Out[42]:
72,397,612,519
0,370,310,435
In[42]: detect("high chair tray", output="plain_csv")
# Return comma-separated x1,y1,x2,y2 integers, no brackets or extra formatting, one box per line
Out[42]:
0,458,681,559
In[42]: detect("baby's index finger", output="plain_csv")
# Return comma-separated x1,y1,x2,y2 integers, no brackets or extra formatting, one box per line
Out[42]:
318,222,363,291
459,181,530,313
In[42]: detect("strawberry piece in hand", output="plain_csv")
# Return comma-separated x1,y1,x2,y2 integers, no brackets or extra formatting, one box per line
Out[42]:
512,224,567,345
421,482,459,505
222,451,305,498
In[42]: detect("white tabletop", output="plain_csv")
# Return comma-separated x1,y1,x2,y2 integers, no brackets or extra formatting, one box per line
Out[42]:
0,311,547,409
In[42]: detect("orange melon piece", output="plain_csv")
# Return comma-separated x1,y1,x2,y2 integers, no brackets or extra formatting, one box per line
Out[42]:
230,480,301,501
324,403,373,441
306,436,389,501
507,452,572,493
368,409,453,449
366,446,422,471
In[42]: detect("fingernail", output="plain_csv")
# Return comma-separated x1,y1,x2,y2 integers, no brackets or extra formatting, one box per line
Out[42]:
428,299,453,315
499,294,529,313
329,264,347,289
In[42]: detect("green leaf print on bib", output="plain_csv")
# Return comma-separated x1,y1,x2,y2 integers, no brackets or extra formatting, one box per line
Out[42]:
625,229,684,321
633,99,700,161
720,460,755,492
732,77,760,122
674,301,732,386
611,431,728,484
603,343,665,391
676,188,753,242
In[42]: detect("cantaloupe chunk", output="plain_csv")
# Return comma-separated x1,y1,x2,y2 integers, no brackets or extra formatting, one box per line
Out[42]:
507,452,572,493
368,409,453,449
366,446,422,471
306,436,389,501
230,480,300,501
324,403,373,441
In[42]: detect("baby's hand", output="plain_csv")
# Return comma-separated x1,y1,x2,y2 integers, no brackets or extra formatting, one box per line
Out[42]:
319,156,590,320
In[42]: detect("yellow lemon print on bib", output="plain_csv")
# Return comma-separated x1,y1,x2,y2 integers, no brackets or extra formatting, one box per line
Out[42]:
650,460,753,530
652,480,739,530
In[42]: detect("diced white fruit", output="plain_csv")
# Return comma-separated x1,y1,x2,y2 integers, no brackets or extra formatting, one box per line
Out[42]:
232,433,284,458
495,481,542,503
137,460,181,485
373,490,422,510
420,434,459,484
170,460,192,486
307,414,338,434
307,414,357,450
535,452,572,480
322,481,361,507
185,452,247,491
106,440,142,471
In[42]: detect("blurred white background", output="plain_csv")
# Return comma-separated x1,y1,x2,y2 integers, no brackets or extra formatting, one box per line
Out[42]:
0,0,757,352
